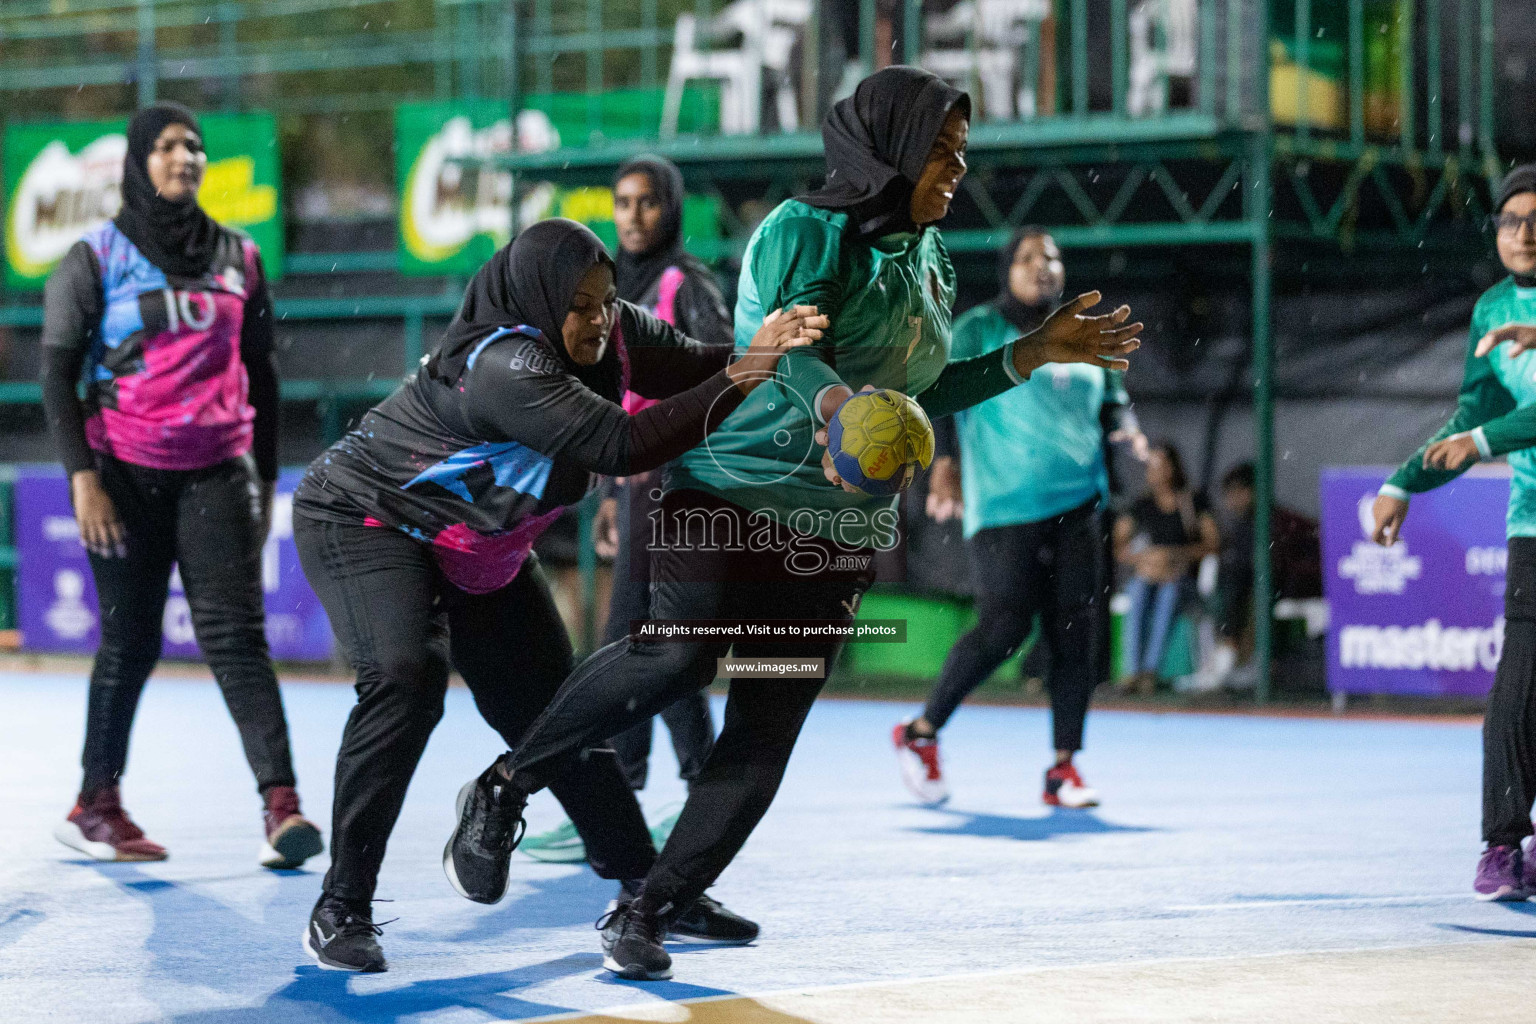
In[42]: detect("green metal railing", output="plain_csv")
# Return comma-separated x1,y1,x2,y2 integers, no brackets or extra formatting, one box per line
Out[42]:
0,0,513,112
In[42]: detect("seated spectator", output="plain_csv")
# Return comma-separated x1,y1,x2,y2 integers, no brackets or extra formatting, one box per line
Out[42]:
1114,441,1219,692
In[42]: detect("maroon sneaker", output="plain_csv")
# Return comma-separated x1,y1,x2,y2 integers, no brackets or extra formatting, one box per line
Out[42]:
54,786,168,862
261,786,324,870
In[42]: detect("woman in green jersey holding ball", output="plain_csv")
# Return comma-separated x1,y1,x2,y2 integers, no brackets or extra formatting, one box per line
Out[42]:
444,66,1144,980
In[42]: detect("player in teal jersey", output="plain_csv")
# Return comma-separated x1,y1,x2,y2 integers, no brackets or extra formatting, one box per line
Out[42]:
1371,165,1536,901
892,226,1147,809
444,67,1144,980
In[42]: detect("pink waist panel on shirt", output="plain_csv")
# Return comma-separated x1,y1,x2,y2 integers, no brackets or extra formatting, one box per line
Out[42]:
362,507,568,595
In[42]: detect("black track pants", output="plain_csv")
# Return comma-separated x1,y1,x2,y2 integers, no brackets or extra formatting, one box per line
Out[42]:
294,513,657,902
81,454,295,795
501,489,875,913
1484,537,1536,847
921,499,1104,753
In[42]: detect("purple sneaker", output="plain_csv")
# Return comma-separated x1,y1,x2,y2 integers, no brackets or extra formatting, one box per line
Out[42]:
1475,845,1529,902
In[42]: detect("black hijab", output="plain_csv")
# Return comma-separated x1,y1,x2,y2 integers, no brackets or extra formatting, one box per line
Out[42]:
114,102,222,279
428,218,622,399
993,226,1053,333
798,66,969,239
613,155,686,303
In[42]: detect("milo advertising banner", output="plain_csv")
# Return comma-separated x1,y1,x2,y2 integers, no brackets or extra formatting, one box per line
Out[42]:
397,100,725,277
396,100,562,277
3,113,284,289
1320,465,1508,698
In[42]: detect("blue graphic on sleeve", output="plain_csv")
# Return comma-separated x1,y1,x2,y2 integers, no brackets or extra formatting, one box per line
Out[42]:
465,327,514,373
403,441,553,502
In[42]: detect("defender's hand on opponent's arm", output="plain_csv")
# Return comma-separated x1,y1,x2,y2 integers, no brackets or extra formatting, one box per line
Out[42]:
1475,323,1536,359
1371,493,1409,547
1423,432,1481,471
727,306,829,395
1010,291,1143,378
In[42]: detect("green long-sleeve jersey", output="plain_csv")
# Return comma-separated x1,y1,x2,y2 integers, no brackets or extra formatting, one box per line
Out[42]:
669,199,1029,547
1383,277,1536,538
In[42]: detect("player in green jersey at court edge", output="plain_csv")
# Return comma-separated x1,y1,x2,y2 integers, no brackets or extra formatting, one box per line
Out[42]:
1371,164,1536,901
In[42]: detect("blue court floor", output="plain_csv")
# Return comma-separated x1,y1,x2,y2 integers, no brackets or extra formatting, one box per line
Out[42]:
0,670,1529,1023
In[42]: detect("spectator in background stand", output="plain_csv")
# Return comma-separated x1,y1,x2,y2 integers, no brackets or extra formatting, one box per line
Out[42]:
1114,441,1219,693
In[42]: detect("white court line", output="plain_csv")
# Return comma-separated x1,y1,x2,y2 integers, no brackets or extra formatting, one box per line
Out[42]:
1170,893,1472,911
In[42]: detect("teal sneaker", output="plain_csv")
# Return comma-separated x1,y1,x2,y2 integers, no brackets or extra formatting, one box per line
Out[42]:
520,817,587,863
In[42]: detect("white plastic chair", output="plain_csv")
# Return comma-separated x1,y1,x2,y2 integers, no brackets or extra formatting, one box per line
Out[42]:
920,0,1050,120
661,0,809,137
1128,0,1199,117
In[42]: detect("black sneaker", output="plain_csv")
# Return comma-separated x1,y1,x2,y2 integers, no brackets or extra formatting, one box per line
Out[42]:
302,894,387,972
597,903,672,980
667,894,759,945
443,762,527,904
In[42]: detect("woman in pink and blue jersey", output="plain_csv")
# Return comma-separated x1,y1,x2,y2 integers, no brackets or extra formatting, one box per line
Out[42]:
40,103,320,870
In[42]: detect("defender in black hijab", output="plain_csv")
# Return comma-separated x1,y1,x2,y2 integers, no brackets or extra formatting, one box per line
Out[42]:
289,218,823,971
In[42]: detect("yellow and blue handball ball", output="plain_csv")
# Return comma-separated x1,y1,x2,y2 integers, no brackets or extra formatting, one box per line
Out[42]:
827,388,936,496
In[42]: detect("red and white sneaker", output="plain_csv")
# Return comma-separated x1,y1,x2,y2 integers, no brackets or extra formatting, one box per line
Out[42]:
261,786,324,869
1043,761,1099,808
892,721,949,806
54,785,168,862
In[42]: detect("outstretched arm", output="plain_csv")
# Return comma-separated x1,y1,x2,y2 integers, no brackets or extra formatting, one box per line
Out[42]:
913,291,1143,420
463,308,824,476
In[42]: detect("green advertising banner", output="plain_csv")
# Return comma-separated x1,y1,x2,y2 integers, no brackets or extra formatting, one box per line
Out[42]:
396,100,521,277
397,100,722,278
3,112,284,290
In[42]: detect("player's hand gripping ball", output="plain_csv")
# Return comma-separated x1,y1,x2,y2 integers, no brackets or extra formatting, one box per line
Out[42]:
826,389,935,496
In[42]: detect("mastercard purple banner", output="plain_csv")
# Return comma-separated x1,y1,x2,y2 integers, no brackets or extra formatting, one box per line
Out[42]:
13,466,334,661
1321,466,1509,697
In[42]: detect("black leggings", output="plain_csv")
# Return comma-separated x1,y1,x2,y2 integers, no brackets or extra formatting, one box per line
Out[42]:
501,489,875,914
294,512,657,903
81,454,295,795
1484,537,1536,846
605,478,716,790
922,499,1104,753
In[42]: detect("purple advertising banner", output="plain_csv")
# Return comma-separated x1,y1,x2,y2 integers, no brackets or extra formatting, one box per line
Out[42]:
15,466,334,661
1321,465,1508,697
